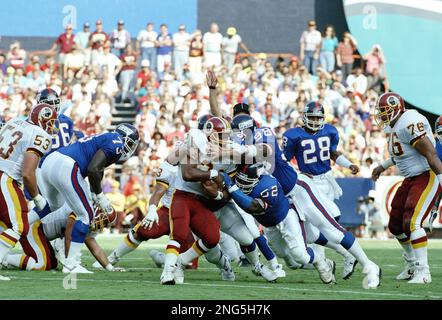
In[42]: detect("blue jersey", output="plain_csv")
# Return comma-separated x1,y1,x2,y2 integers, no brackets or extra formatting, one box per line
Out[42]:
282,124,339,176
437,140,442,161
253,127,298,195
248,175,289,227
58,132,124,178
40,114,74,165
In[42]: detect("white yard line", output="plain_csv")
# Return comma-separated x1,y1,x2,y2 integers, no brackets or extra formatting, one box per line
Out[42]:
9,276,442,299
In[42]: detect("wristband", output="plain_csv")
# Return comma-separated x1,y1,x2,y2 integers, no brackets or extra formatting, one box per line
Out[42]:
437,174,442,188
105,263,114,271
214,191,224,200
228,184,239,193
335,155,353,168
381,158,395,170
208,86,216,90
209,169,218,180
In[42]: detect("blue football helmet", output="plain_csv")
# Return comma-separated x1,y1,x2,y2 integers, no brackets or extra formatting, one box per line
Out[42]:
115,123,140,161
303,101,325,131
235,163,265,194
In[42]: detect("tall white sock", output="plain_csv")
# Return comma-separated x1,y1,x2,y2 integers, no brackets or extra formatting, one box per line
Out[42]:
325,242,354,259
180,240,207,265
396,233,415,259
410,229,428,268
114,234,139,259
347,240,371,268
243,249,259,267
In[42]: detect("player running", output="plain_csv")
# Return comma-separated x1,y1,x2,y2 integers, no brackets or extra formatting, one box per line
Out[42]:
282,101,358,278
222,163,337,284
372,93,442,284
427,116,442,233
37,123,140,273
0,103,57,280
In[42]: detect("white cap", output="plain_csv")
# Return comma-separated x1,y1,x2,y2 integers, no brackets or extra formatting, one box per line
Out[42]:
141,59,150,67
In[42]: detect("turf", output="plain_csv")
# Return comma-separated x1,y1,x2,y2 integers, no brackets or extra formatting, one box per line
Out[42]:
1,235,442,300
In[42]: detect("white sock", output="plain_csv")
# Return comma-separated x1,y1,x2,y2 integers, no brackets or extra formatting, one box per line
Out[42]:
347,240,371,268
396,233,415,259
65,241,83,266
0,241,11,263
164,252,178,269
325,242,354,259
180,240,207,265
243,249,259,267
28,210,40,225
269,257,279,269
411,229,428,268
114,235,139,259
310,243,325,258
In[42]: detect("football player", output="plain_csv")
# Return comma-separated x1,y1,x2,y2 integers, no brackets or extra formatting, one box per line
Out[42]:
97,159,235,281
222,164,337,284
225,114,381,288
37,123,139,273
428,116,442,232
372,93,442,284
282,101,358,278
4,203,123,272
0,103,56,280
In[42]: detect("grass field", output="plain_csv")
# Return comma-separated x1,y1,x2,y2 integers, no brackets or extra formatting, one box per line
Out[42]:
1,235,442,300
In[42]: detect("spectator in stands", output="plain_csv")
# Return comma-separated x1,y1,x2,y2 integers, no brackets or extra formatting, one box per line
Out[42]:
137,22,157,72
119,45,137,103
89,19,109,67
188,30,204,80
43,24,76,73
97,42,122,79
336,32,357,81
222,27,250,72
203,22,223,67
7,41,27,69
172,24,191,80
366,67,387,94
346,67,368,96
364,44,386,76
156,24,173,73
74,22,91,66
319,25,338,72
135,59,151,93
299,20,322,75
0,53,7,75
63,44,86,79
111,20,131,56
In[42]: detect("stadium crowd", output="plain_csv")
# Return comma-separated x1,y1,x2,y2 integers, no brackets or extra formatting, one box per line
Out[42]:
0,19,393,232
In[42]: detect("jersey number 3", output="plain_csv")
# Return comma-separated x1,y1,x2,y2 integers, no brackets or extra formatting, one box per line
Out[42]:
301,137,330,164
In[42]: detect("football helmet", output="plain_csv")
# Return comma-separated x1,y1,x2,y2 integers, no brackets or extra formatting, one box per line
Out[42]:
375,92,405,127
197,114,213,130
231,114,257,144
90,205,117,232
203,116,232,146
36,88,61,113
235,163,265,194
303,101,325,131
28,103,58,134
435,115,442,143
114,123,140,161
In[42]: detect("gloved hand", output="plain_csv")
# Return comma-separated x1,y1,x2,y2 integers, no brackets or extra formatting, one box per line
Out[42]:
33,194,48,211
94,192,113,215
141,205,159,230
222,172,238,192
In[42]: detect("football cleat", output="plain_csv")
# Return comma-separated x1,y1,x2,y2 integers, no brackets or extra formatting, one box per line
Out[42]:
62,264,93,274
428,208,438,234
314,258,336,284
396,253,416,280
342,255,358,280
174,262,185,285
149,250,165,268
272,264,286,278
107,251,120,265
0,274,10,281
252,263,277,282
219,254,235,282
408,264,431,284
160,264,176,285
362,262,381,289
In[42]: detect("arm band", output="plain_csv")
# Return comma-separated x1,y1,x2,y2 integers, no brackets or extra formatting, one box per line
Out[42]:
214,191,224,201
209,169,218,180
335,155,353,168
381,158,395,170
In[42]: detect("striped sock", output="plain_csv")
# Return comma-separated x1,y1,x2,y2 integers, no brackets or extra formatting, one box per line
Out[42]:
411,230,428,268
180,239,207,265
396,233,415,259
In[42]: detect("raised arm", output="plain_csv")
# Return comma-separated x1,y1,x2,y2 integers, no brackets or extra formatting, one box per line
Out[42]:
206,70,222,117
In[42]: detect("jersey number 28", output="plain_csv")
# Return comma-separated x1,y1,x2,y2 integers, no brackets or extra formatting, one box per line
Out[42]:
301,137,330,164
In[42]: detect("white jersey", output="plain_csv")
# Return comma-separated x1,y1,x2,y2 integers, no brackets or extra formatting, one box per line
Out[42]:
41,205,72,241
388,110,434,178
0,118,52,183
155,161,178,208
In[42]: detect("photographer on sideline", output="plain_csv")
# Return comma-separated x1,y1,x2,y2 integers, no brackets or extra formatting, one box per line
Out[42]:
357,190,388,239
